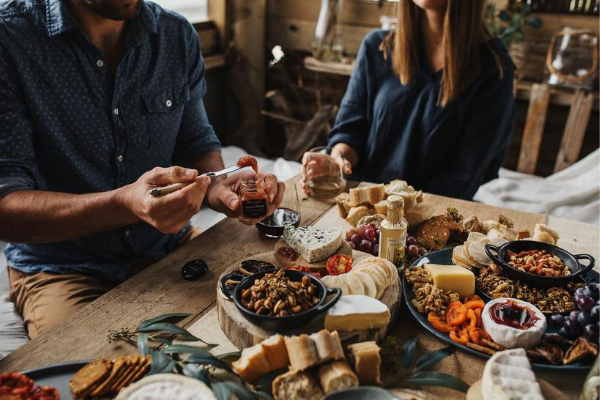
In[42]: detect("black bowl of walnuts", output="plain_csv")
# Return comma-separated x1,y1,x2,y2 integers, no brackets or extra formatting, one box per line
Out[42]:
220,269,341,332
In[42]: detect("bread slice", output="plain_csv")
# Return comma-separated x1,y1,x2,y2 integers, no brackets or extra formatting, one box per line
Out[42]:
232,343,272,384
347,341,382,386
374,200,389,215
309,330,345,363
273,370,324,400
335,193,352,218
345,205,374,227
285,334,320,371
318,361,358,394
348,184,386,207
262,334,289,370
533,224,559,245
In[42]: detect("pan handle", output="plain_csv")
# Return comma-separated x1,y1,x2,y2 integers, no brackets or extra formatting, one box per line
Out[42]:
219,273,244,300
315,287,342,313
572,254,596,277
484,244,504,265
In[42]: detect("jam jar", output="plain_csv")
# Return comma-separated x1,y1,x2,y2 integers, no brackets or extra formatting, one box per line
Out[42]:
239,178,268,219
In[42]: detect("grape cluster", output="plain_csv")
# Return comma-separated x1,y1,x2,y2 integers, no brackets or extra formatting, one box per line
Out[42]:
345,223,380,255
406,236,429,262
550,283,599,341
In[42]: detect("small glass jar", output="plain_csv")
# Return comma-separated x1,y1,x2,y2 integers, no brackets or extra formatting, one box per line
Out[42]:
239,178,268,219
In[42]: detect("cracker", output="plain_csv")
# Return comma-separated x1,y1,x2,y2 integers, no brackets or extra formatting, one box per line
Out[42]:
342,273,364,295
354,259,391,285
351,271,377,298
354,266,386,298
109,355,138,393
89,357,128,397
70,359,112,399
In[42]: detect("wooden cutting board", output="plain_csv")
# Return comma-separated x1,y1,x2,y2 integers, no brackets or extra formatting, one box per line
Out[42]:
466,378,569,400
216,251,402,349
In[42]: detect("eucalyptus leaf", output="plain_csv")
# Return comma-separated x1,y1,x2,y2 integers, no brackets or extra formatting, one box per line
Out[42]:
137,333,149,356
400,337,417,369
149,351,176,375
525,17,543,28
219,381,256,400
137,313,191,330
183,364,211,387
402,371,469,393
255,368,287,394
254,390,274,400
212,382,231,400
416,346,455,371
164,345,213,358
217,351,242,364
137,322,217,348
151,335,173,346
186,355,233,373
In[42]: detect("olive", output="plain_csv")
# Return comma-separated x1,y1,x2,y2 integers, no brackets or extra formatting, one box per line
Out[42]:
181,259,209,281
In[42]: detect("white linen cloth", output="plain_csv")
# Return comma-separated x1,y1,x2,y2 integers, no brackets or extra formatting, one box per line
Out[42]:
474,149,600,225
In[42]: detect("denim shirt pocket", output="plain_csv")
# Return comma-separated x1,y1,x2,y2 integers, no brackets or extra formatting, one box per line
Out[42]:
142,83,190,150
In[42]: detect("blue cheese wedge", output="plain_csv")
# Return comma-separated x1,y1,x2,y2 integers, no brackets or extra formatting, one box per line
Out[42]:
482,348,544,400
282,226,343,263
325,295,390,331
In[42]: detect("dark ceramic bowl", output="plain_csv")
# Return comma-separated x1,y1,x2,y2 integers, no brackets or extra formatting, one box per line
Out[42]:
219,269,341,332
484,241,595,289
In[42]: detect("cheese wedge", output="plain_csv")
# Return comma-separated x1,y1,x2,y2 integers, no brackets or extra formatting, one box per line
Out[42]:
481,348,544,400
424,264,475,298
115,374,216,400
325,295,390,331
282,226,342,262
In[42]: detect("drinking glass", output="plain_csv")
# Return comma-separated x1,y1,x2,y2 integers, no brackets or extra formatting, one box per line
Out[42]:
305,146,347,199
256,179,301,238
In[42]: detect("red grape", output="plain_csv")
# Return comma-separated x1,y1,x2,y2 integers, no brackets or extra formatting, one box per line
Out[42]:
373,243,379,255
570,311,580,322
584,324,599,341
578,296,595,311
369,223,377,230
407,236,418,246
348,241,356,250
564,320,582,335
418,247,428,256
356,225,368,235
408,245,419,258
360,240,373,253
346,229,357,241
550,314,565,327
364,228,376,241
351,234,362,246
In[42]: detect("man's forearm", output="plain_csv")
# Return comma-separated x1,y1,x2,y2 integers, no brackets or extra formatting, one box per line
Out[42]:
0,189,137,243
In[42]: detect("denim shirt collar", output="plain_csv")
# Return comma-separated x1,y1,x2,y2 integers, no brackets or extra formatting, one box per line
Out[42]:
45,0,157,43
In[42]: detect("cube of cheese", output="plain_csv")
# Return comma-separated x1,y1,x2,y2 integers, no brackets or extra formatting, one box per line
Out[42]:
424,264,475,298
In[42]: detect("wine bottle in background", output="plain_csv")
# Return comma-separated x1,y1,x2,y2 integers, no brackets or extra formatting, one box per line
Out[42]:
378,195,407,265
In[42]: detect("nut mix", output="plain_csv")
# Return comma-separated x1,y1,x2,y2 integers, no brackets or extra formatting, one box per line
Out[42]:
239,269,320,317
507,249,569,277
405,266,459,315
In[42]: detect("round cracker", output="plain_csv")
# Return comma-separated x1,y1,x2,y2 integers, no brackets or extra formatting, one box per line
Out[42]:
361,258,397,284
352,265,386,298
341,273,365,295
351,271,377,298
321,275,350,295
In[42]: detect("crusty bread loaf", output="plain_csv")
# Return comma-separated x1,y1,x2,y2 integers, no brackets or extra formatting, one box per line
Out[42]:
231,343,273,384
272,370,323,400
346,206,374,227
285,334,320,371
262,334,289,370
318,361,358,394
309,330,345,363
374,200,389,215
335,193,352,218
533,224,559,245
347,341,382,386
348,184,386,207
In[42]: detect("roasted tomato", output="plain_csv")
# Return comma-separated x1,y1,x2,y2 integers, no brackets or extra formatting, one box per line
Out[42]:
284,266,322,279
326,255,352,276
446,301,468,327
30,386,60,400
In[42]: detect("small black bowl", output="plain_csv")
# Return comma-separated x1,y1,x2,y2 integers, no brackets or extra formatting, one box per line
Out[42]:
484,241,595,289
219,269,342,332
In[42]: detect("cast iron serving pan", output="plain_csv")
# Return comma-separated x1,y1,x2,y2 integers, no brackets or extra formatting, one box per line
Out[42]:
485,241,595,289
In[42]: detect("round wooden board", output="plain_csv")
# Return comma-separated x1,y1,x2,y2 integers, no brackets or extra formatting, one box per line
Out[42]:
466,379,569,400
216,251,402,350
273,239,353,273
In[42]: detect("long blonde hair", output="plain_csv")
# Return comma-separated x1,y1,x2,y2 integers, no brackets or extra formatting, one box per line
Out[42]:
382,0,504,106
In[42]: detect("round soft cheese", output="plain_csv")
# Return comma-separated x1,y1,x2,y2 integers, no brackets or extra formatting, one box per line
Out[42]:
115,374,217,400
481,298,547,349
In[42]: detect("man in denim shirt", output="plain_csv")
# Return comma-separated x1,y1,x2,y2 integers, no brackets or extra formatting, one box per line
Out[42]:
0,0,284,339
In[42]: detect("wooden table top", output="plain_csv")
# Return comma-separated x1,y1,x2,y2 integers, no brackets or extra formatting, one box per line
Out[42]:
1,178,598,398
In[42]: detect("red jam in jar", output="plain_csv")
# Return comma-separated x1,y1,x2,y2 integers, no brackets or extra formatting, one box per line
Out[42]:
237,156,259,175
489,300,539,330
239,178,268,219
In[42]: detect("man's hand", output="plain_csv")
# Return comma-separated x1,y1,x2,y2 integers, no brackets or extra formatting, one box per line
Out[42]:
117,166,211,234
206,171,285,225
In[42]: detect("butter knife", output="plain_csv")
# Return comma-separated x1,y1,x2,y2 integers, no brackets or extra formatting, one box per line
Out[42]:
149,165,245,197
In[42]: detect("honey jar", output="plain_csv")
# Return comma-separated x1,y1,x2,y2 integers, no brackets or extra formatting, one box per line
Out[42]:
239,178,268,219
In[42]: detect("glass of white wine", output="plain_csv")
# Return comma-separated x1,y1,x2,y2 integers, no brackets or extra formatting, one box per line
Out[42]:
305,146,347,199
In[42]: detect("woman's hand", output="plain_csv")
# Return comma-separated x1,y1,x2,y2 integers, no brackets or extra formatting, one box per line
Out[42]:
300,151,352,193
206,171,285,225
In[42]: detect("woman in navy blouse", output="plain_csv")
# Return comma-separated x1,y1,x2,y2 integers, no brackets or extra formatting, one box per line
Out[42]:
303,0,515,200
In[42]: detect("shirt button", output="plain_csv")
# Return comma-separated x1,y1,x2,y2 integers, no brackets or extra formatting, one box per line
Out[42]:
117,154,124,162
113,108,119,115
124,230,130,237
96,60,104,68
166,100,172,107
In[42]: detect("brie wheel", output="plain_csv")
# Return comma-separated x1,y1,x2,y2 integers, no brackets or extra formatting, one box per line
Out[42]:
482,298,546,349
115,374,217,400
482,348,544,400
